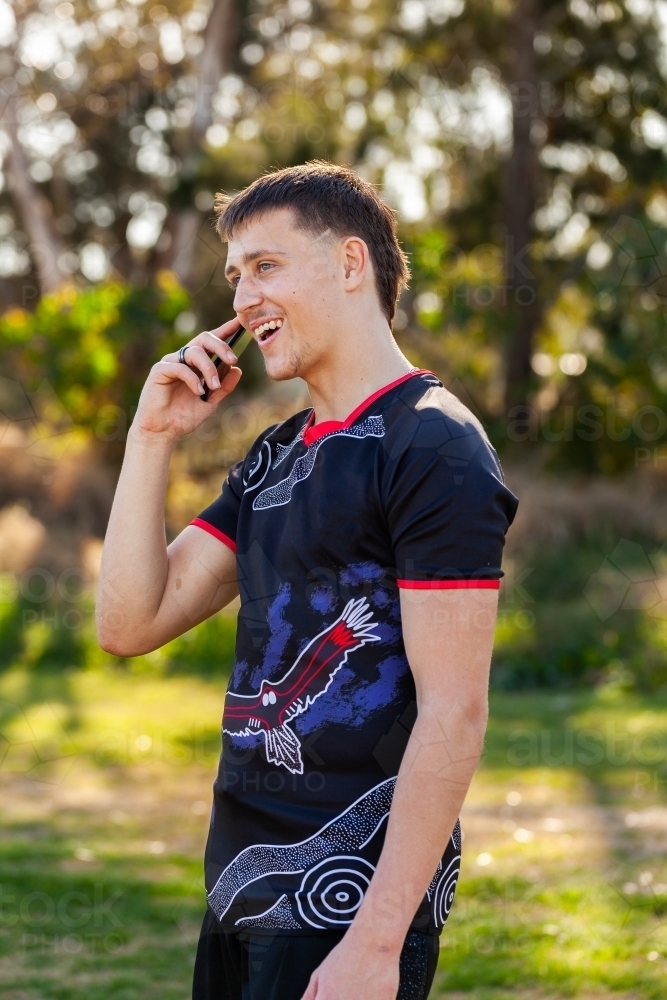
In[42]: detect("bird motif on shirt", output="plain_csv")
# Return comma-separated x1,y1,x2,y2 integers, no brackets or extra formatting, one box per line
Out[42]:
223,598,380,774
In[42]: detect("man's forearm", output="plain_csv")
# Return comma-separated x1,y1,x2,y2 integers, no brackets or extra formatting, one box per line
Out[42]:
97,428,175,650
349,698,486,952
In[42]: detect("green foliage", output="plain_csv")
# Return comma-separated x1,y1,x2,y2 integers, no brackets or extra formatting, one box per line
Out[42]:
0,584,237,681
388,0,667,470
5,0,667,470
130,614,238,680
407,217,667,473
494,535,667,692
0,276,189,441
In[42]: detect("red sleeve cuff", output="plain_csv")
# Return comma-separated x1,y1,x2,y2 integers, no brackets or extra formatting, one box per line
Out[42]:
190,518,237,554
397,579,500,589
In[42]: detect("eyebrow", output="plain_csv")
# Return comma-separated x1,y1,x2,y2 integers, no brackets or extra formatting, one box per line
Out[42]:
224,248,287,277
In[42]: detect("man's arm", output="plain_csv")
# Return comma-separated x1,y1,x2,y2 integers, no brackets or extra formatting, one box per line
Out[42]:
303,587,498,1000
96,323,242,656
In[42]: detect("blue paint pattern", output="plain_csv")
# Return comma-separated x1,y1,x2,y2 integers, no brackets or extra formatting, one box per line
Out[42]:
227,562,410,748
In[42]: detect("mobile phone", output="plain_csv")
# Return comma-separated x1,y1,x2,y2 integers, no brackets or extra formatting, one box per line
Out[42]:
201,326,253,401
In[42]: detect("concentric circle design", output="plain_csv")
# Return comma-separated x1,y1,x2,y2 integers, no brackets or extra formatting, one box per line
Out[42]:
432,855,461,928
242,440,272,492
296,856,375,929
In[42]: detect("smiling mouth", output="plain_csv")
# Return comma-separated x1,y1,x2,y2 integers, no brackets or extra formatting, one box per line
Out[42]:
254,319,283,345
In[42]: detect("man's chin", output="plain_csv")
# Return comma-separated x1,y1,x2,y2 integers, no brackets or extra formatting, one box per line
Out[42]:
263,353,302,382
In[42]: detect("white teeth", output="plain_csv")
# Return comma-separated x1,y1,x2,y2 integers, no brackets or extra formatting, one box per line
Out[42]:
256,319,283,338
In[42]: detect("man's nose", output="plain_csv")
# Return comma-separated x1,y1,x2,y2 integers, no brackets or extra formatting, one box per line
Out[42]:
233,276,262,314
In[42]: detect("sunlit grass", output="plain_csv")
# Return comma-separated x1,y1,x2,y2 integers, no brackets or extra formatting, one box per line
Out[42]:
2,657,667,998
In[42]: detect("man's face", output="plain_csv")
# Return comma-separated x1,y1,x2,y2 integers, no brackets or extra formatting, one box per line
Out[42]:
225,208,343,381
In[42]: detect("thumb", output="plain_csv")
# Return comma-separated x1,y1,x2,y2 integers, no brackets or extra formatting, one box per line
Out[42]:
301,973,318,1000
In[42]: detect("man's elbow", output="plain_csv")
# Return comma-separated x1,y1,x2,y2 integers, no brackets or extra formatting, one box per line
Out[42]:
466,694,489,746
426,690,489,747
97,635,153,657
96,615,152,658
96,630,133,657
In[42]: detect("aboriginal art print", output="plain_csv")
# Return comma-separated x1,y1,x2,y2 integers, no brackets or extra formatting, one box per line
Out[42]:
223,597,380,774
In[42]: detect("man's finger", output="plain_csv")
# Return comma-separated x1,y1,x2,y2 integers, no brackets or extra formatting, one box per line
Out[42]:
206,317,243,342
153,360,204,396
182,345,224,389
219,366,242,391
197,331,238,364
203,366,242,405
192,366,243,409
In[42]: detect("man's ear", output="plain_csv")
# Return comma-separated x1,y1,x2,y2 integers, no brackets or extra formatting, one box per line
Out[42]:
341,237,369,290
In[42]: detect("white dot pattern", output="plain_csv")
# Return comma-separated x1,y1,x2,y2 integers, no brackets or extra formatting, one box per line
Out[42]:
207,777,395,920
235,894,302,929
252,416,385,511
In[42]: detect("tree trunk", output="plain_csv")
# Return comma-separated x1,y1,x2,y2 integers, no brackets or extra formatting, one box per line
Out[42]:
156,209,206,284
503,0,540,411
5,114,65,296
0,276,20,311
192,0,241,145
156,0,240,285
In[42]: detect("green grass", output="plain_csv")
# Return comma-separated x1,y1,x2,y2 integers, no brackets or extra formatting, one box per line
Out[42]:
0,665,216,999
434,687,667,998
2,654,667,997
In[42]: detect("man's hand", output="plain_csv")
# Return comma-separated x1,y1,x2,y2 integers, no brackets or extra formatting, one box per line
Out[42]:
302,588,498,999
302,931,400,1000
133,318,243,441
96,317,243,656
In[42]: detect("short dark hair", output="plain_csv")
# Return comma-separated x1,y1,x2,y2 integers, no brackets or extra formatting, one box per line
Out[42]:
213,161,410,322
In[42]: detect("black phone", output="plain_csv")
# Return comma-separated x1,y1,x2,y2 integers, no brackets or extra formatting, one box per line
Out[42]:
201,326,253,401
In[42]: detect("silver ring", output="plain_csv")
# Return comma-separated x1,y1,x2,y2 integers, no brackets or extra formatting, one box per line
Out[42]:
178,346,188,365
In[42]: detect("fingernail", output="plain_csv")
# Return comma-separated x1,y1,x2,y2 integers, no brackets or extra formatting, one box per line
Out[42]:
228,352,237,363
199,381,204,393
212,375,220,389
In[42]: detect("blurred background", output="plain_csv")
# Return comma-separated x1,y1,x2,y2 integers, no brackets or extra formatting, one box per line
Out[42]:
1,0,667,997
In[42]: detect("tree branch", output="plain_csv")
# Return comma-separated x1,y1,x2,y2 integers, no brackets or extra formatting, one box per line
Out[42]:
5,112,65,296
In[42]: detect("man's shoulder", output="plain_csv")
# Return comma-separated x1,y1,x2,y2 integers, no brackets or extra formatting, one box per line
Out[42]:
384,374,495,462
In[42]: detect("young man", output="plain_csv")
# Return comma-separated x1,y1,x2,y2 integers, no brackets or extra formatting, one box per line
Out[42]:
97,162,518,1000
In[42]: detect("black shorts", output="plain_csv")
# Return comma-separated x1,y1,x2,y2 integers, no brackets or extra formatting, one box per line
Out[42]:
193,908,440,1000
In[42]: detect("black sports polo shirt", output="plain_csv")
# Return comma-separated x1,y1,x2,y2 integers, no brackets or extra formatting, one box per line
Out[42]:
192,370,518,935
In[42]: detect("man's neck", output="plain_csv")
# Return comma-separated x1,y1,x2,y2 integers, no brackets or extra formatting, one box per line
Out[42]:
304,320,415,425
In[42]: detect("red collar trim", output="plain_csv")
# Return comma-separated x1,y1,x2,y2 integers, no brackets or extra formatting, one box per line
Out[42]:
302,369,434,447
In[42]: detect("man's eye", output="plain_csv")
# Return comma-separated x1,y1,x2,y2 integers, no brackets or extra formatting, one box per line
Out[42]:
258,261,273,272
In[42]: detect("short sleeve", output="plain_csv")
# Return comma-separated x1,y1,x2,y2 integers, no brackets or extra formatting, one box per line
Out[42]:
190,460,244,554
383,390,518,590
189,423,282,553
